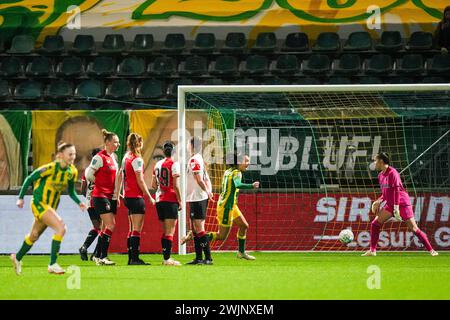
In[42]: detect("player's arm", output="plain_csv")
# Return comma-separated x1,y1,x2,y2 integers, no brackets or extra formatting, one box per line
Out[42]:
151,168,158,190
133,158,155,205
172,162,182,208
85,155,103,182
114,157,125,202
190,159,213,200
68,168,86,211
232,172,259,190
17,164,53,208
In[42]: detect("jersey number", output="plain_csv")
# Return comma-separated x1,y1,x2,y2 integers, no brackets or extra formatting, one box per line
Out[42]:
155,167,170,187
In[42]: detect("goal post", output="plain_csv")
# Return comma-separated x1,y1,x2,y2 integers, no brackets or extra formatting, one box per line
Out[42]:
177,84,450,254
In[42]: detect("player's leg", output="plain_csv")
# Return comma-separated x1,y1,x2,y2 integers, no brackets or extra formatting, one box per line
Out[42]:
207,205,232,242
161,218,181,266
95,198,117,265
79,208,101,261
234,212,255,260
362,209,392,256
41,208,67,274
189,199,212,265
129,200,148,265
405,217,438,256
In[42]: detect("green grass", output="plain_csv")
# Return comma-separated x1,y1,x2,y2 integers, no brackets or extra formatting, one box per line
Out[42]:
1,252,449,300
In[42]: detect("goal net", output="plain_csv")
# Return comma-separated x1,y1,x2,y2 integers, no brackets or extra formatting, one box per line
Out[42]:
177,84,450,253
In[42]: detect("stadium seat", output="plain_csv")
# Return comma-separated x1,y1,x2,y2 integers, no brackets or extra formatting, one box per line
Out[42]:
282,32,309,52
106,79,134,99
221,32,246,53
136,79,165,99
232,78,256,85
129,34,154,54
70,35,95,55
179,56,208,76
9,103,33,110
56,56,84,77
0,56,24,77
87,56,116,77
99,102,125,110
422,76,447,83
333,54,361,75
263,77,290,85
344,32,372,51
26,56,53,77
328,76,352,84
406,32,433,51
14,80,43,100
302,54,331,74
375,31,403,51
192,33,216,54
75,79,105,99
293,77,321,85
389,77,414,84
252,32,277,52
46,80,73,100
38,103,64,110
359,76,383,84
168,78,193,97
210,55,239,76
428,54,450,74
148,56,177,76
161,33,186,54
271,55,299,75
8,35,35,54
365,54,393,75
117,56,146,77
99,34,126,54
241,55,269,75
313,32,340,52
69,102,94,110
39,35,65,55
396,54,424,75
204,78,225,85
0,80,11,100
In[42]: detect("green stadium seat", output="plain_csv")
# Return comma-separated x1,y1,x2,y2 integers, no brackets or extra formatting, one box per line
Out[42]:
99,34,126,54
192,33,216,54
271,55,299,75
428,54,450,74
117,56,145,77
26,56,53,77
293,77,321,85
106,79,133,99
168,78,193,97
232,78,256,85
263,77,290,85
129,34,154,54
333,54,361,75
397,54,424,75
344,32,372,51
8,35,35,54
313,32,340,52
70,35,95,55
252,32,277,52
302,54,331,74
161,34,186,54
14,80,43,100
179,56,208,76
75,79,105,99
87,56,116,77
0,56,23,77
221,33,246,53
365,54,393,75
389,77,414,84
376,31,403,52
57,56,84,77
282,33,309,52
406,32,433,51
46,80,73,100
210,56,238,76
328,76,352,84
204,78,225,85
148,56,177,76
359,76,383,84
39,35,65,55
422,76,446,83
241,55,269,75
136,79,165,99
0,80,11,100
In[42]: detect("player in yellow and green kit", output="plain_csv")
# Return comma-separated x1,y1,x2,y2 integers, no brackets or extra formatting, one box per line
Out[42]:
208,153,259,260
10,143,87,275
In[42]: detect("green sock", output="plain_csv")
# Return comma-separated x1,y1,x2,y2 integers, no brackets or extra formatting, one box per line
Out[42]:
16,236,34,261
238,237,246,253
50,236,62,265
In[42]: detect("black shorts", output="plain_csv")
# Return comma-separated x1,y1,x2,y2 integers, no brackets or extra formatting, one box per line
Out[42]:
93,197,117,215
189,199,208,220
87,207,100,221
124,197,146,215
156,202,179,221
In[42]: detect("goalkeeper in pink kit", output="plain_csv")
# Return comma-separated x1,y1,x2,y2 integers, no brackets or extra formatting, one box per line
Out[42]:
362,152,438,256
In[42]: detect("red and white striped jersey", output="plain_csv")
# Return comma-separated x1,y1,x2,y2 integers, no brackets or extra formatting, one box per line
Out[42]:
153,158,180,203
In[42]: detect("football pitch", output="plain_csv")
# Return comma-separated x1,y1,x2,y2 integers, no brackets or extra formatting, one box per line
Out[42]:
1,252,449,300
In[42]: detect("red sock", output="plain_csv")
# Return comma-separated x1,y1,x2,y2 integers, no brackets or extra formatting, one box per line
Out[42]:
415,229,433,251
370,220,381,252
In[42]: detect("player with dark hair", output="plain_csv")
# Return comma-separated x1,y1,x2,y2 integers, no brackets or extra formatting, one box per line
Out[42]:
152,141,182,266
85,129,120,265
207,152,260,260
78,147,102,261
116,133,155,265
11,143,86,275
362,152,438,257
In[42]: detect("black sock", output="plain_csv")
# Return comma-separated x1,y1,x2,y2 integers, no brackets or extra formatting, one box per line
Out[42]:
194,235,203,260
100,229,112,259
130,235,140,261
161,237,172,260
127,237,131,262
200,234,212,261
93,238,101,258
83,229,99,249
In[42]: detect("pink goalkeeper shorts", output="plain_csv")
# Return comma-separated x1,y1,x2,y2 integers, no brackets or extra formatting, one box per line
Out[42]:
383,204,414,221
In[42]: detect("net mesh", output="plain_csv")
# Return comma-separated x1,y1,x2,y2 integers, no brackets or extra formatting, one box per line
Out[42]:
182,88,450,251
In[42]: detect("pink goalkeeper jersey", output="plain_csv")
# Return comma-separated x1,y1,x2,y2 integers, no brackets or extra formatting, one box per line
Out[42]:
378,166,411,207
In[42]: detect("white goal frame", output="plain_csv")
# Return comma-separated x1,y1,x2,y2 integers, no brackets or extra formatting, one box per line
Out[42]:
177,83,450,255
